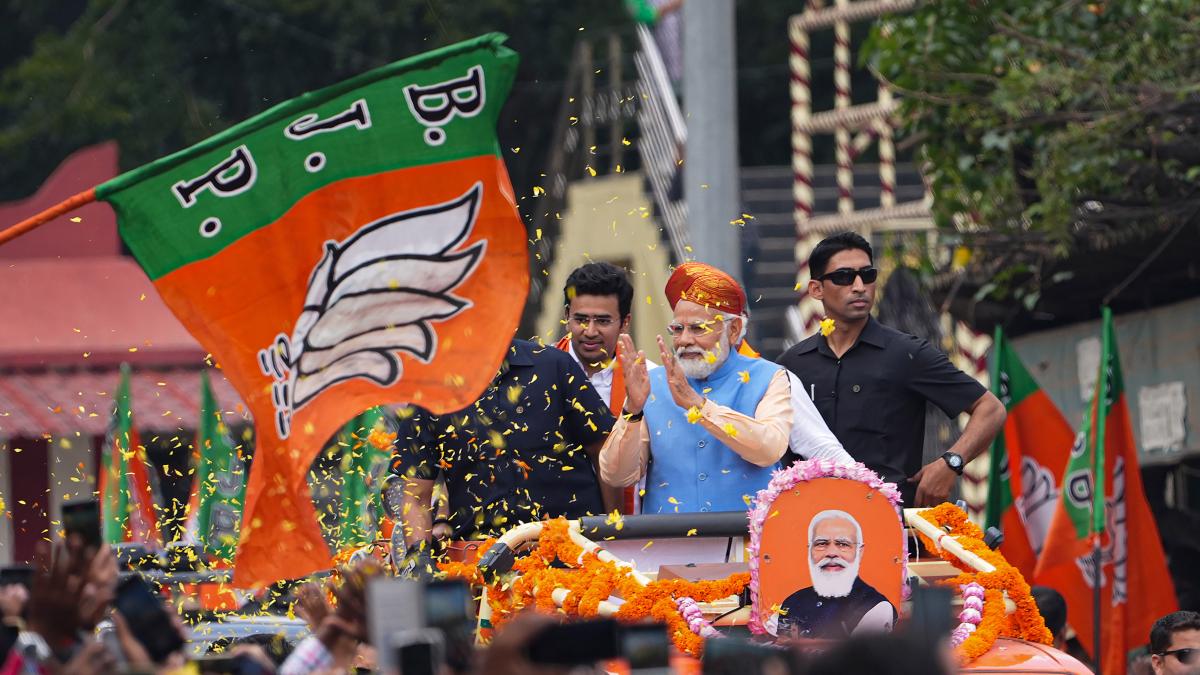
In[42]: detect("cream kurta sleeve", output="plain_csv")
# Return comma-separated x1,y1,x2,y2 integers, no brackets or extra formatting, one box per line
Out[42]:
696,368,793,467
598,414,651,488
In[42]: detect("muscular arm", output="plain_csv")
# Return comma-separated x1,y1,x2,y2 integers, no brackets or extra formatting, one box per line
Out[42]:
949,391,1006,464
912,390,1007,506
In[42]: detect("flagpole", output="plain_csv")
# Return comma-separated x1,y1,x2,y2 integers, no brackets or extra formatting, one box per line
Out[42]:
0,188,97,246
1092,307,1114,672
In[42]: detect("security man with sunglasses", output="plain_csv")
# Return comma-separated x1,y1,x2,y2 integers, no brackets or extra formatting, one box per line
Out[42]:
778,232,1006,507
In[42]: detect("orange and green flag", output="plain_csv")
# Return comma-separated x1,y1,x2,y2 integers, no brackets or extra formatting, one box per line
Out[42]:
1034,308,1177,673
182,370,245,563
984,326,1075,579
94,34,528,587
100,363,163,548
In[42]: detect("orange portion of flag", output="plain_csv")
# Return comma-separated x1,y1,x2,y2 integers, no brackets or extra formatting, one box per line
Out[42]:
1035,391,1176,673
996,388,1074,579
153,156,527,586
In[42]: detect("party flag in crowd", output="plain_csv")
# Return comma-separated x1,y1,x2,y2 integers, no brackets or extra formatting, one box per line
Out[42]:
182,370,246,563
92,33,528,586
100,363,162,547
984,326,1075,579
1034,307,1177,673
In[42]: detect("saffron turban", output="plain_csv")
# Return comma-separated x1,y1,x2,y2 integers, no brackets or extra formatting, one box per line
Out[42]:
664,262,747,315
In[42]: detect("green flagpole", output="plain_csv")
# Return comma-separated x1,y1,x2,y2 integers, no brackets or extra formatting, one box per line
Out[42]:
984,325,1007,531
1091,306,1115,671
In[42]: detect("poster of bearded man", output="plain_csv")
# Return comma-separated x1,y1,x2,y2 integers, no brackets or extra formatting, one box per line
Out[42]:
756,476,904,640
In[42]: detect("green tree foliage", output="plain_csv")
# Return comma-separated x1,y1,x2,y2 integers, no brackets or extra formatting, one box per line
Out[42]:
0,0,626,201
864,1,1200,255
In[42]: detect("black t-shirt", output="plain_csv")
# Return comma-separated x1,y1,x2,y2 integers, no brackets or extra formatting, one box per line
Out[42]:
390,339,614,539
777,317,985,504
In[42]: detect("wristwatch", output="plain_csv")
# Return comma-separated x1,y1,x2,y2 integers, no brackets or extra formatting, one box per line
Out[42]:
941,451,965,475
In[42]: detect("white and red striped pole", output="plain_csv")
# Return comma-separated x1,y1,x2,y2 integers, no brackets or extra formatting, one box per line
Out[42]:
790,2,826,338
833,0,853,216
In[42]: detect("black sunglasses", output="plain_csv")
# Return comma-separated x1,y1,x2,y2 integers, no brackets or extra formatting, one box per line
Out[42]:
815,266,878,286
1161,648,1199,665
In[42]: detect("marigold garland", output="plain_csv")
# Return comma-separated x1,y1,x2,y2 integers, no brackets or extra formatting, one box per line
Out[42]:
438,518,750,656
916,503,1053,663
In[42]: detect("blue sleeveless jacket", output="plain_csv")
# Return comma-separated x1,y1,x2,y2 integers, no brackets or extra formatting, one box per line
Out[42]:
642,351,782,513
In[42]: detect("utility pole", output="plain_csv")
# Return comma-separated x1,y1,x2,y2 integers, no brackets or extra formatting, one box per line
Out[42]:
683,0,742,279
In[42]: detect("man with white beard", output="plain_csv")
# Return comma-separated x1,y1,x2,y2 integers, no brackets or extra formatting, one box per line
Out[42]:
768,509,896,638
599,262,848,513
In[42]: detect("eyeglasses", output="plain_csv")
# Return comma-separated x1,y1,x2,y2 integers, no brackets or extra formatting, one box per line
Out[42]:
568,314,616,328
815,266,878,286
810,538,859,553
666,321,726,338
1160,648,1199,665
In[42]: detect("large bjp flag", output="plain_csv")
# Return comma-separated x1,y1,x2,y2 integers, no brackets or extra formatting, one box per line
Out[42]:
984,326,1075,579
93,34,527,586
1034,308,1176,673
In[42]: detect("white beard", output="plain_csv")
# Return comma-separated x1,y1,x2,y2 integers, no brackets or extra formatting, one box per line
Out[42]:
808,555,861,598
675,334,730,380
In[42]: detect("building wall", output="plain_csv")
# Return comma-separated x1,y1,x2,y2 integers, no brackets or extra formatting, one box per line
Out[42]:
1011,295,1199,465
48,434,97,534
535,173,674,352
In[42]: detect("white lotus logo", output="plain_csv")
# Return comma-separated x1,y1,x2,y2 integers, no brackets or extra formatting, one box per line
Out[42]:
258,182,486,438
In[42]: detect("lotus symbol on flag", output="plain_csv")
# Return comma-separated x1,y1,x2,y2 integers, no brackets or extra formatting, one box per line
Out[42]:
258,182,486,438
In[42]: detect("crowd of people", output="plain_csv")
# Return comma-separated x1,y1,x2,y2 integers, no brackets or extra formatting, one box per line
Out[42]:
1,538,1198,674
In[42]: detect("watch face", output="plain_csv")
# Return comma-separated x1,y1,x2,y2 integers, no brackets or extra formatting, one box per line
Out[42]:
946,453,962,468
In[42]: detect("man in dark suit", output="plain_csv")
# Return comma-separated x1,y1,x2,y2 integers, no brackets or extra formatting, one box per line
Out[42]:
768,509,896,639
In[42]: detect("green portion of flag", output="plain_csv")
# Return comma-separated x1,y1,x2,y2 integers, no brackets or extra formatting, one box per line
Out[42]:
985,325,1043,529
97,33,517,280
101,364,134,544
336,406,394,548
193,370,246,561
1061,307,1124,539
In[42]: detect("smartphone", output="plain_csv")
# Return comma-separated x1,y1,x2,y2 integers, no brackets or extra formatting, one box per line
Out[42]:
702,637,792,675
62,500,101,551
0,566,33,588
114,575,185,663
393,629,445,675
368,577,424,674
423,579,473,672
526,618,621,665
622,623,671,673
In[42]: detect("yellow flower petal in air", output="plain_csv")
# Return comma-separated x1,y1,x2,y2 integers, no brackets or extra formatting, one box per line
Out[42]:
738,370,750,383
686,407,702,424
703,351,717,364
668,496,680,505
819,317,837,337
722,423,738,438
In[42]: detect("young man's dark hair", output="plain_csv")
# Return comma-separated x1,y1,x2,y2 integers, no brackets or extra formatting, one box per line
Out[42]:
808,231,874,279
563,262,634,319
1151,610,1200,654
1031,586,1068,642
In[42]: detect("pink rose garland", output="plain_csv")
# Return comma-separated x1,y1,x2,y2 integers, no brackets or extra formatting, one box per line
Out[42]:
951,582,986,646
